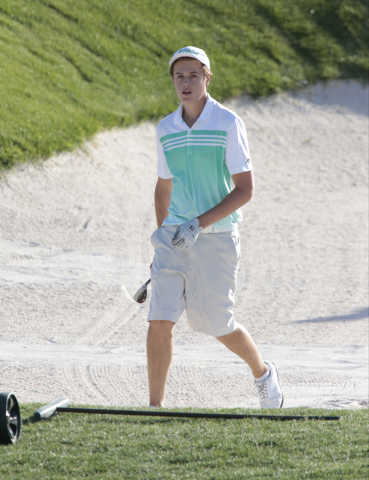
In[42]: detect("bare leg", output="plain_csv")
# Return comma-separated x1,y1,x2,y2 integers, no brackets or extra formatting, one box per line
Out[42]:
216,323,268,378
146,320,174,406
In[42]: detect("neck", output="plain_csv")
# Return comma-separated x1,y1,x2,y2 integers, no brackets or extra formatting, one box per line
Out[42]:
182,94,208,128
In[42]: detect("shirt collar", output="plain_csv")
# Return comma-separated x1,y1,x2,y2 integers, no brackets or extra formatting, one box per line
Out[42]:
174,93,215,126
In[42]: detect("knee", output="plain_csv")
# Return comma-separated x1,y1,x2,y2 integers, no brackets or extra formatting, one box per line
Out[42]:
148,320,174,337
215,323,241,340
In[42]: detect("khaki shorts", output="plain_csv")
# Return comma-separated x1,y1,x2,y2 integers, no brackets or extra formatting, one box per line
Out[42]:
148,225,240,337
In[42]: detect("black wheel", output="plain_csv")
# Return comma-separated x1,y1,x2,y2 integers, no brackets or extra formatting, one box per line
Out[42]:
0,392,21,445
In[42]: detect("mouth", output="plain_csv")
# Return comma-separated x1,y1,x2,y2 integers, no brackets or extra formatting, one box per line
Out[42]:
182,90,191,96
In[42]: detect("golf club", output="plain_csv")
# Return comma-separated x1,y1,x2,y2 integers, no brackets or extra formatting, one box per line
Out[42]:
33,399,342,422
34,397,70,420
133,279,151,303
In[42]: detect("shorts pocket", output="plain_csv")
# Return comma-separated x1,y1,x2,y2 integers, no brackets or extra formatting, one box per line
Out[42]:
150,227,161,247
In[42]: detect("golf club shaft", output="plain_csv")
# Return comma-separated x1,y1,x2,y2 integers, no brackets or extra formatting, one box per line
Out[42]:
56,407,341,421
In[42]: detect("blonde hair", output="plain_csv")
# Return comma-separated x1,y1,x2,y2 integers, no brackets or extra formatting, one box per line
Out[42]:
169,57,212,77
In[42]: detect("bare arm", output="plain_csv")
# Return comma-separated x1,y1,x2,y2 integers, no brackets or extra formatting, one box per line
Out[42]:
155,177,173,228
197,170,253,229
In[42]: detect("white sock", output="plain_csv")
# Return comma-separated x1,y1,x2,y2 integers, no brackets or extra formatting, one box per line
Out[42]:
254,365,271,383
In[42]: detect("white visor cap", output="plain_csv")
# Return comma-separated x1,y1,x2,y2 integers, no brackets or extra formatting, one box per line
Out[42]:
169,46,210,70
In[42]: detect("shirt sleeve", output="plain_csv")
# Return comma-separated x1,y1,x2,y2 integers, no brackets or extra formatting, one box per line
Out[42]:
156,134,173,179
225,117,252,175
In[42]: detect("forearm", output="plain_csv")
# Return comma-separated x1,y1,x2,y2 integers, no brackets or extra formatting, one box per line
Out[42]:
197,185,252,229
155,179,172,228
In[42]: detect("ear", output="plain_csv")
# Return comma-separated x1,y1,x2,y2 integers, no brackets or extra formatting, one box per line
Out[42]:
205,75,210,89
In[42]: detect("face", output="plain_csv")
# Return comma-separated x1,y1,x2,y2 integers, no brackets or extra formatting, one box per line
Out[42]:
171,58,210,105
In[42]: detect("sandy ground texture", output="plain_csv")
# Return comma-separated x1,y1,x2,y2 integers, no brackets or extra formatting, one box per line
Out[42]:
0,80,368,411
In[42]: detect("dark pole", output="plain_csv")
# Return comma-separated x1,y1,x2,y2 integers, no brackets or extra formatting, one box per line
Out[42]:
56,407,341,421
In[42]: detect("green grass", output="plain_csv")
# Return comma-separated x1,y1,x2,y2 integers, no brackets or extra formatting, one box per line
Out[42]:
0,404,368,479
0,0,368,169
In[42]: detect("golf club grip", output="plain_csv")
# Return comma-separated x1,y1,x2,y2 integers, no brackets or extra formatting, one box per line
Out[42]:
56,407,341,421
34,397,70,419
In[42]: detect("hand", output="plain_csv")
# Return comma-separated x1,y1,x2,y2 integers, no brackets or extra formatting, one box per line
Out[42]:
172,218,203,251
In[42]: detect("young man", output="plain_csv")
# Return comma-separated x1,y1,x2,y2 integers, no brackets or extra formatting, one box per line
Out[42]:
147,46,283,409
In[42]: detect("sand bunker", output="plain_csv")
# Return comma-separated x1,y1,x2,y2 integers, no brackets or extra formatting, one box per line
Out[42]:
0,80,368,410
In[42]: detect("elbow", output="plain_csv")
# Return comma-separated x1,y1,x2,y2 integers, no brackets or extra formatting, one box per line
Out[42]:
244,186,253,205
234,185,253,207
248,186,254,202
233,171,253,205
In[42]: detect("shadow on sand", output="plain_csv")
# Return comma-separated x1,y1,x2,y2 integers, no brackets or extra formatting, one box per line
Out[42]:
290,306,368,324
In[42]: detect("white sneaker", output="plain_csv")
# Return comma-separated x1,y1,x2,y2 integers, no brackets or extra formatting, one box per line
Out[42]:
255,361,284,408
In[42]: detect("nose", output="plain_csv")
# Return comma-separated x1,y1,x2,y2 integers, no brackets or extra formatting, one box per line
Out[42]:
182,74,192,84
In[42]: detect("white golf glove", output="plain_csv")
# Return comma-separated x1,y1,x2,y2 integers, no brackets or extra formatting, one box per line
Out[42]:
172,218,203,251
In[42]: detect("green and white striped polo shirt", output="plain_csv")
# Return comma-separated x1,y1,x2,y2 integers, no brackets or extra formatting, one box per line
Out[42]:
156,94,252,230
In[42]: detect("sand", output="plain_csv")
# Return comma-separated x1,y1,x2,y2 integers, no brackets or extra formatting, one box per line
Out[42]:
0,80,368,410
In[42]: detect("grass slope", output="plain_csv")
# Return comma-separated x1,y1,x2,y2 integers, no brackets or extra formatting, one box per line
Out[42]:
0,404,368,479
0,0,368,169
